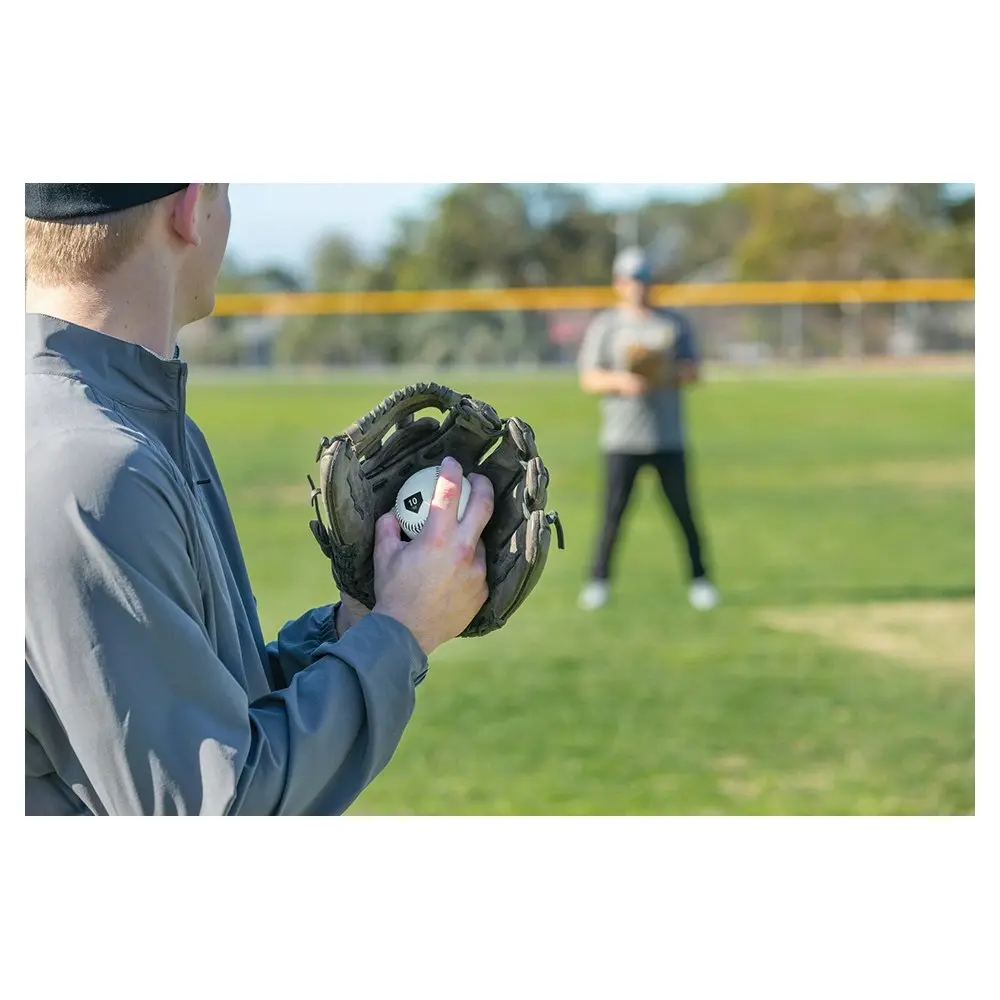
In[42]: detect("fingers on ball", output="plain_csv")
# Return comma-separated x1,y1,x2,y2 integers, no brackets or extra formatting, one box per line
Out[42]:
462,474,495,537
428,459,463,517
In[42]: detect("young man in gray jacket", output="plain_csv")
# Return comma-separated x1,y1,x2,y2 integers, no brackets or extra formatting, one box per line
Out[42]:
25,183,494,816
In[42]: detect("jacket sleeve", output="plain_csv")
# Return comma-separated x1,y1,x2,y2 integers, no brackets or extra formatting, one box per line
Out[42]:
265,605,430,691
25,437,426,816
671,310,700,364
264,603,339,688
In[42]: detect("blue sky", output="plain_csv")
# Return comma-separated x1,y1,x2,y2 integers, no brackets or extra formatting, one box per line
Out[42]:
225,183,722,275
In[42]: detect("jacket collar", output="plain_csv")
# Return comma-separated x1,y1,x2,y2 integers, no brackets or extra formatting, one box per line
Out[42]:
25,313,186,412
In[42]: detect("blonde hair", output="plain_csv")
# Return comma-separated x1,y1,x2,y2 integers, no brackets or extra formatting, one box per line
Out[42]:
24,184,220,286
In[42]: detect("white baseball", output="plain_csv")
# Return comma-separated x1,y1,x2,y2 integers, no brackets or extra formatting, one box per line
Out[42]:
395,465,471,539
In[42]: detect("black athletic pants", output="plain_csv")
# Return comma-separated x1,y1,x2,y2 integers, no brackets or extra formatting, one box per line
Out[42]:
591,450,708,583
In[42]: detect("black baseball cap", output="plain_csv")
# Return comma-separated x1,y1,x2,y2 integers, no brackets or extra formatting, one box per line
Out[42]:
25,184,189,221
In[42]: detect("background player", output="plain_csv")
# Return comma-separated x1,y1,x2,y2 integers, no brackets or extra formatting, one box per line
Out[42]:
577,246,719,612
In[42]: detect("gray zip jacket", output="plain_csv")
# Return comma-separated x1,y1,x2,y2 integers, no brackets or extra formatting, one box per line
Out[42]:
25,314,427,815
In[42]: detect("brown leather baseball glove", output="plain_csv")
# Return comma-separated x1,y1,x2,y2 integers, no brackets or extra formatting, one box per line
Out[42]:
624,342,674,389
308,382,564,638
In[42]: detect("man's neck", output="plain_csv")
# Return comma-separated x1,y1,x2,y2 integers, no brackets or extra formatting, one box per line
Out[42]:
619,300,651,319
26,261,180,359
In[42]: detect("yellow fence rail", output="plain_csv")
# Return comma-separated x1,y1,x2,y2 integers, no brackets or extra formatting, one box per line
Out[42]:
213,278,974,318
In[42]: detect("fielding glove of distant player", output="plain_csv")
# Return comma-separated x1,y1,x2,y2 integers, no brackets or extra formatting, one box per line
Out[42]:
624,342,674,389
308,382,564,637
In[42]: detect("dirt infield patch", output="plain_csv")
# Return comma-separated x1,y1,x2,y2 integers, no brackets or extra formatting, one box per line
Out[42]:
706,354,974,381
825,458,974,490
759,600,974,674
714,457,974,492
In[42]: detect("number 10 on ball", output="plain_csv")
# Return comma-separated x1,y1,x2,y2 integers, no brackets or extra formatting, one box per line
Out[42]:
395,465,472,539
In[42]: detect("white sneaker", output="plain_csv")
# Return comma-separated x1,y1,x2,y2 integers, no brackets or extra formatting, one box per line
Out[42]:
579,581,610,611
688,578,720,611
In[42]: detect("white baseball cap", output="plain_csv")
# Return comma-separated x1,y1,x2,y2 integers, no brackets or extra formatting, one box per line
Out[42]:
612,246,652,283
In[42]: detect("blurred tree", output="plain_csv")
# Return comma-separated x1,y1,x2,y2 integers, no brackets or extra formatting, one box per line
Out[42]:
726,184,974,282
640,192,750,281
250,183,974,366
275,233,379,365
731,184,847,280
216,257,301,294
420,184,534,286
947,192,975,226
187,257,303,365
310,234,367,291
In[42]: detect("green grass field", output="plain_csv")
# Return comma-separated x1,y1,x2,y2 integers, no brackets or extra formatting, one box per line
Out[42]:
187,367,975,815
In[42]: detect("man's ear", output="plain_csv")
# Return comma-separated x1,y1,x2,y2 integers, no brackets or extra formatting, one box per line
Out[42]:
169,184,204,248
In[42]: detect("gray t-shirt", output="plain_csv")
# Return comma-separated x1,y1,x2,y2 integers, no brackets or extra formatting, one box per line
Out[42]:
577,306,699,454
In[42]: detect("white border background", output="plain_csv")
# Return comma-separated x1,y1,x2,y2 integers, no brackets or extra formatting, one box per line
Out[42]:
9,2,990,996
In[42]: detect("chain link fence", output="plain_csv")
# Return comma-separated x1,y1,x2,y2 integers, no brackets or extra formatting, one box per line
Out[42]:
180,296,974,371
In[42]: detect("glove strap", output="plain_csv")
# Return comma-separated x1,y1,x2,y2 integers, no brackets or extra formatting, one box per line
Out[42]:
545,511,566,550
306,474,334,559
